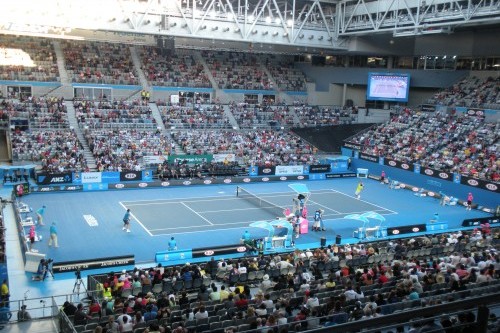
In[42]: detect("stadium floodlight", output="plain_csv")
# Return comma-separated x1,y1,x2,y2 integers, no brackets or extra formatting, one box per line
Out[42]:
265,16,272,24
227,13,233,20
248,15,255,23
286,19,293,27
275,18,281,24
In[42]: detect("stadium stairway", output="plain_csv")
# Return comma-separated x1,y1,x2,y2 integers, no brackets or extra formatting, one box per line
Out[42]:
192,51,232,103
64,101,98,171
260,64,289,103
51,40,70,85
148,102,165,131
129,46,151,92
223,104,240,129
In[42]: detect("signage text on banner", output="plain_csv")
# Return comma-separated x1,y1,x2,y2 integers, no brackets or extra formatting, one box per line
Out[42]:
120,171,143,182
143,155,167,165
81,172,102,184
212,153,236,163
168,154,213,164
257,166,276,176
36,172,72,185
359,152,379,163
308,165,331,174
275,165,304,176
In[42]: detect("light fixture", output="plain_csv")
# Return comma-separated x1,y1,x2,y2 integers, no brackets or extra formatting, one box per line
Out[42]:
252,29,258,34
223,27,230,32
283,32,288,37
234,28,241,32
275,18,281,24
248,15,254,22
286,19,293,27
262,31,268,35
144,20,151,25
318,36,323,40
265,16,272,24
309,35,314,40
327,37,333,41
200,25,207,29
212,26,218,31
227,13,233,20
170,22,177,27
299,34,304,39
181,23,188,28
272,32,279,36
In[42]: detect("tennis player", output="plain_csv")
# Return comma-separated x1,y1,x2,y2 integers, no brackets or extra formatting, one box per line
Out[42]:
122,209,131,232
355,182,364,199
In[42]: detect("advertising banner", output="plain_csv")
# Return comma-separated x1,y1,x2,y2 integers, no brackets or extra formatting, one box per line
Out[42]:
342,141,362,150
420,104,437,112
308,165,331,174
81,172,102,184
275,165,304,176
192,244,248,258
120,171,143,182
325,173,356,178
52,255,135,273
143,155,167,165
462,216,499,227
386,224,427,236
384,158,414,172
257,166,276,176
419,167,453,182
359,153,379,163
460,175,500,193
36,172,72,185
168,154,213,164
212,153,236,163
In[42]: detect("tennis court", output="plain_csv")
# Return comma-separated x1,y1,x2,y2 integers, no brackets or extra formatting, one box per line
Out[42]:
16,178,492,264
122,187,396,236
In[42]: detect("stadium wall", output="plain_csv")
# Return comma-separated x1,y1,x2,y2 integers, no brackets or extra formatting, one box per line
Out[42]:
342,148,499,208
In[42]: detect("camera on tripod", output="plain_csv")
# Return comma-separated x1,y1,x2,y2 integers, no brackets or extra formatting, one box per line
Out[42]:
75,267,82,280
44,258,53,268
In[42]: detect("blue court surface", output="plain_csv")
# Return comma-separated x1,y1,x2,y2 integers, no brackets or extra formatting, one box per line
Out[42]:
17,178,492,265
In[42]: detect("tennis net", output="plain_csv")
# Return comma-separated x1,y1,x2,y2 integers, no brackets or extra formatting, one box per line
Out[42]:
236,186,285,217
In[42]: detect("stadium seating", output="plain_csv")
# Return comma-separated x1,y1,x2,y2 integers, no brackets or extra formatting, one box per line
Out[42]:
62,41,138,85
77,228,499,333
0,36,59,82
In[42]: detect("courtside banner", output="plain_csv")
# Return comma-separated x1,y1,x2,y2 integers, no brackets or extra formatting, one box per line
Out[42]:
359,153,379,163
212,153,236,163
257,166,276,176
120,171,143,182
462,216,500,227
52,255,135,273
36,172,72,185
419,167,453,182
387,224,427,236
384,158,414,172
460,175,500,193
192,244,248,258
343,141,362,150
275,165,304,176
143,155,167,165
308,165,331,174
81,172,102,184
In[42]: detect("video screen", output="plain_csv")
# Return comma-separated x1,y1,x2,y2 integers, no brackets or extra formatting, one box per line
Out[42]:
367,73,410,102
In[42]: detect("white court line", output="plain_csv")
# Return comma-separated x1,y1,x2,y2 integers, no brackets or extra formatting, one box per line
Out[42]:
328,189,398,214
181,202,214,225
119,202,153,236
120,193,236,204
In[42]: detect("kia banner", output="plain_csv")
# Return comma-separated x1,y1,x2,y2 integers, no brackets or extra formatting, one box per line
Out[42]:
257,166,276,176
460,175,500,193
420,167,453,182
384,158,414,172
120,171,143,182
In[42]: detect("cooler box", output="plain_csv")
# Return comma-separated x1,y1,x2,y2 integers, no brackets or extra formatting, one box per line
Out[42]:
300,219,309,234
